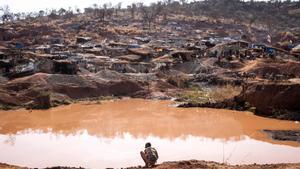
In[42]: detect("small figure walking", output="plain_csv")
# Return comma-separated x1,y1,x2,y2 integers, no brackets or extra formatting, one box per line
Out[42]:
140,142,159,168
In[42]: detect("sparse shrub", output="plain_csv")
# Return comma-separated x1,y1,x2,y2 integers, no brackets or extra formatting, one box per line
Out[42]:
177,85,242,104
167,74,189,88
0,104,12,110
208,85,242,101
177,87,210,104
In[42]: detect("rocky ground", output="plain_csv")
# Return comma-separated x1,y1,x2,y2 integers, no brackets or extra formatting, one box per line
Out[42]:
1,160,300,169
128,160,300,169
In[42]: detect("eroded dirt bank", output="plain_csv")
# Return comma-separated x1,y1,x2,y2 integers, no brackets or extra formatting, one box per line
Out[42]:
128,160,300,169
179,81,300,121
240,82,300,120
0,72,147,109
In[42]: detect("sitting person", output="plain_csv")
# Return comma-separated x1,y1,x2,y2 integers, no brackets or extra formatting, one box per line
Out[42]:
140,142,159,168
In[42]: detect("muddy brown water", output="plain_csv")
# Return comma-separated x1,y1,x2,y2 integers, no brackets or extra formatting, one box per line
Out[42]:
0,99,299,168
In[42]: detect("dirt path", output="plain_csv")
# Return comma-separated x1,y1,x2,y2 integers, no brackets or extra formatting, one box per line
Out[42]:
239,59,259,73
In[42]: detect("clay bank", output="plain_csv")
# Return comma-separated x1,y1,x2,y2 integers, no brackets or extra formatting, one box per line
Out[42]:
0,99,299,169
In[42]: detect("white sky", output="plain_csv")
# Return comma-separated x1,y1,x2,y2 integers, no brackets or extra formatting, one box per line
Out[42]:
0,0,167,13
0,0,294,14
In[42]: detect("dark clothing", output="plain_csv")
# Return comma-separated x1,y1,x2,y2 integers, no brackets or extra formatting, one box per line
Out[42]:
140,147,159,167
145,147,158,162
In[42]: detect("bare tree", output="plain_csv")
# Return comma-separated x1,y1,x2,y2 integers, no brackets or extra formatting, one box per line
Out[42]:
161,1,169,21
0,5,13,24
136,2,144,17
58,8,66,16
64,7,74,18
93,3,98,9
179,0,187,5
48,9,58,19
155,1,164,21
115,2,122,17
105,3,114,19
107,8,114,19
75,7,81,14
20,12,26,20
97,3,112,21
141,3,162,29
102,3,108,20
25,12,35,21
38,10,45,17
129,3,137,19
14,13,21,21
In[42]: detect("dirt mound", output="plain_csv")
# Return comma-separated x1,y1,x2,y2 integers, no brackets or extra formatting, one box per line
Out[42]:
127,160,300,169
179,82,300,120
0,163,25,169
216,60,245,70
116,54,144,62
173,62,204,74
94,70,127,81
246,60,300,78
240,82,300,120
0,28,17,41
0,73,144,108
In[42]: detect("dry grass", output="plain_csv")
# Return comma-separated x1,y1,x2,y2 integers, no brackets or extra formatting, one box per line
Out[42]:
209,85,242,101
167,74,190,88
112,26,144,35
177,85,242,104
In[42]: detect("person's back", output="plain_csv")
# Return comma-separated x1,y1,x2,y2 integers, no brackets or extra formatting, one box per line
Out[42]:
140,142,158,168
145,147,158,162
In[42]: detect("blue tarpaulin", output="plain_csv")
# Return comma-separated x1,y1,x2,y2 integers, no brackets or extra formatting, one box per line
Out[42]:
15,42,24,49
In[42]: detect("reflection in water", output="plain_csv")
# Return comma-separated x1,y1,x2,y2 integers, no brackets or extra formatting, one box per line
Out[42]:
0,130,300,169
3,134,16,146
0,99,299,168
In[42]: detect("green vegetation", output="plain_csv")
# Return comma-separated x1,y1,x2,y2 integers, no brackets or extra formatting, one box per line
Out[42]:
74,95,120,105
0,104,13,110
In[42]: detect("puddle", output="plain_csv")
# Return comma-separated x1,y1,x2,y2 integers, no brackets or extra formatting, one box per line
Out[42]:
0,99,299,168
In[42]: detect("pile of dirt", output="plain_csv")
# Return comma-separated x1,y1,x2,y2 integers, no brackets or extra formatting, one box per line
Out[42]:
179,81,300,120
0,28,17,41
246,60,300,79
0,73,144,109
128,160,300,169
94,69,127,81
116,54,145,62
0,163,24,169
173,61,205,74
240,82,300,120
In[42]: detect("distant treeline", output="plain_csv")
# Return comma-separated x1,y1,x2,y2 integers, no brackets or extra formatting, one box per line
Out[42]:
1,0,299,31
